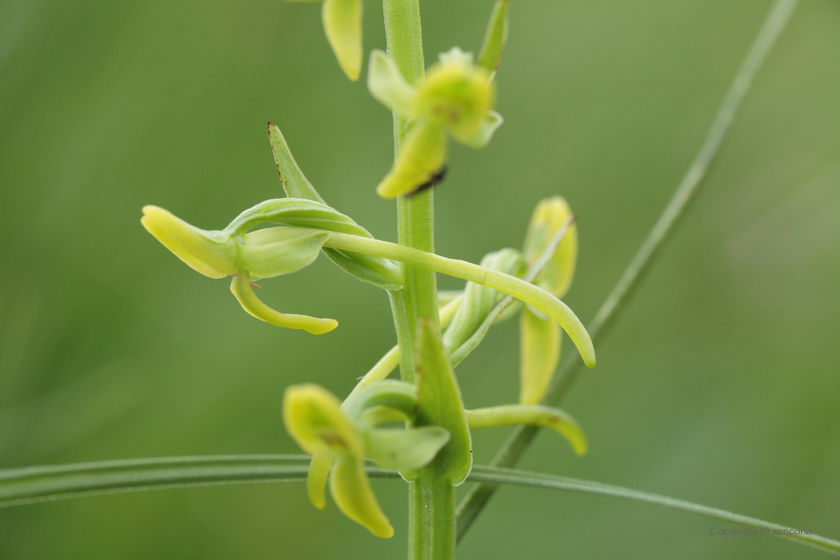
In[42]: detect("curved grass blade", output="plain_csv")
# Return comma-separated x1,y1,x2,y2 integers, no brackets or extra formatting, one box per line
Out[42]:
466,466,840,556
1,457,836,555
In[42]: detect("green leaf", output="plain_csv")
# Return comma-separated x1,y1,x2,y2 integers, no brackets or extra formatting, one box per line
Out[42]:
519,307,561,405
367,50,417,118
267,122,327,203
2,457,837,556
477,0,510,74
329,457,394,538
321,0,363,81
414,319,472,484
363,427,450,471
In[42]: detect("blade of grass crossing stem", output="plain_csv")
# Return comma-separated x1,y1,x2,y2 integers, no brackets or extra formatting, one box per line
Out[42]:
455,0,802,542
1,458,837,556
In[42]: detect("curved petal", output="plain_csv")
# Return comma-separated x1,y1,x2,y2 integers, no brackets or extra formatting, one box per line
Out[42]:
322,0,363,81
363,426,449,471
376,121,448,199
141,206,237,279
452,110,504,149
230,276,338,335
283,384,363,459
519,307,561,405
367,50,417,117
307,456,332,510
329,457,394,538
466,404,587,456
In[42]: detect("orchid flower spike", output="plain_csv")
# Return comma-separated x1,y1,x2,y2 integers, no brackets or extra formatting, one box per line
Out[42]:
286,0,363,81
368,47,504,198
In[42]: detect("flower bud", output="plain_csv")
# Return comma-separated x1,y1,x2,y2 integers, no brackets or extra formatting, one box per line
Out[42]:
523,197,577,298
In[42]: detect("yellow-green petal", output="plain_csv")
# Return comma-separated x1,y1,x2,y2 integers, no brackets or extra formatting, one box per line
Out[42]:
523,197,578,298
466,404,587,456
452,110,503,149
322,0,363,81
367,50,417,118
329,457,394,538
307,456,332,510
141,206,237,279
519,307,561,405
230,276,338,335
376,120,447,199
283,383,363,459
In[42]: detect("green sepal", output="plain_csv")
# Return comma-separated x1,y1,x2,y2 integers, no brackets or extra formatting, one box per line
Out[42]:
453,110,504,149
283,384,363,460
141,206,238,279
413,319,473,484
330,457,394,538
478,0,510,75
363,426,450,471
367,50,417,118
342,379,418,423
239,228,330,280
267,126,405,289
523,197,578,298
376,120,448,199
267,122,327,204
322,0,363,81
519,306,561,405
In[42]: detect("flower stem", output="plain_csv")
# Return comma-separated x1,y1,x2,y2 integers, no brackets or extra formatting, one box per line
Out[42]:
381,1,452,558
323,233,595,368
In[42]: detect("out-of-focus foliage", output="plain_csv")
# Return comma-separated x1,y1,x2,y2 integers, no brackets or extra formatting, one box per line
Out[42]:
0,1,838,559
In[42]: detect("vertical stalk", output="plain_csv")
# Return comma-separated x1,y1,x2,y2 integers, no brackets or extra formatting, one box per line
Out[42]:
409,477,455,560
382,1,451,559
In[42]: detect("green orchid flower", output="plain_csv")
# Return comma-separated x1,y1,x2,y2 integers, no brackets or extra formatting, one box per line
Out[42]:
284,382,450,537
520,197,578,404
368,47,504,198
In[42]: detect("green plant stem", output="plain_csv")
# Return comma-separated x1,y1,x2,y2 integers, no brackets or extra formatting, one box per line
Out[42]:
454,0,801,541
324,233,595,368
409,477,455,560
3,457,837,556
381,1,452,558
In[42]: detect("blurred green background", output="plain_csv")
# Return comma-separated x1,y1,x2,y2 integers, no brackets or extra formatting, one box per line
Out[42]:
1,0,838,557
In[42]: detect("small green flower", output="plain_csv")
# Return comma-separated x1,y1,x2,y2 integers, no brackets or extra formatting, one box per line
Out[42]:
141,205,338,334
284,381,449,537
368,48,504,198
286,0,363,81
520,197,578,404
